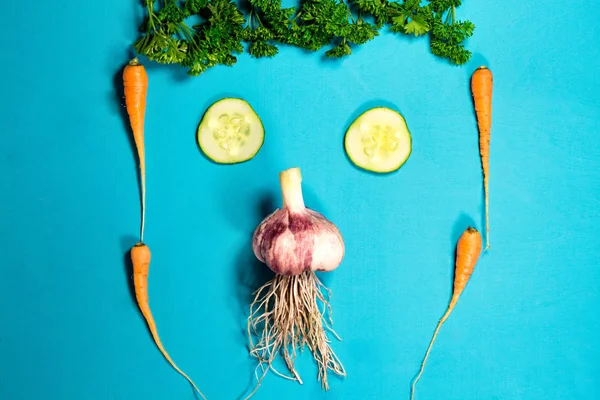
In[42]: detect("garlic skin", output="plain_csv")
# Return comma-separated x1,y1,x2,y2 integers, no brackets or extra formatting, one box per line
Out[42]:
252,168,345,276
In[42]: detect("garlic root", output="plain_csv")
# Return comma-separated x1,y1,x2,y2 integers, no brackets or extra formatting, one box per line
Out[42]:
246,271,345,398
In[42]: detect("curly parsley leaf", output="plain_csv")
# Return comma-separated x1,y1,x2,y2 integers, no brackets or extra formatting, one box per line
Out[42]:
248,41,279,58
132,0,476,76
326,41,352,58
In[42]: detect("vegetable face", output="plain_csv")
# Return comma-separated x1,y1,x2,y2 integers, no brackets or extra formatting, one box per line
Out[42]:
197,98,264,164
246,167,345,397
344,107,412,173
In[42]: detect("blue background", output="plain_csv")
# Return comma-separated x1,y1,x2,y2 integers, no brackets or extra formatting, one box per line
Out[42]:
1,1,599,399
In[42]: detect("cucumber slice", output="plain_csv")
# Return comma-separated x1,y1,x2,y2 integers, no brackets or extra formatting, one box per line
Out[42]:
197,98,264,164
344,107,412,173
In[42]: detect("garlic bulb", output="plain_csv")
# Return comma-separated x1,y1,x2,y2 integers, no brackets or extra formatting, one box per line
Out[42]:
247,167,347,395
252,167,345,276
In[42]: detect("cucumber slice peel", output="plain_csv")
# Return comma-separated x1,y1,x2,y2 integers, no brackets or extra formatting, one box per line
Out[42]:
197,98,264,164
344,107,412,173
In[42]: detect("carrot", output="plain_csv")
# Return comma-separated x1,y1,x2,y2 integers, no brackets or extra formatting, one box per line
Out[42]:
130,243,206,399
410,227,483,400
471,66,493,250
124,59,204,397
123,57,148,242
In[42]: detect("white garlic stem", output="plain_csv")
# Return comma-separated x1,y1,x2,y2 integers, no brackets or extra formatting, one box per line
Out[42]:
279,167,305,213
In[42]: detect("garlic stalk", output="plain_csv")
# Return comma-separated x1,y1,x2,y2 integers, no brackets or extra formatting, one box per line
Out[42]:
246,167,346,398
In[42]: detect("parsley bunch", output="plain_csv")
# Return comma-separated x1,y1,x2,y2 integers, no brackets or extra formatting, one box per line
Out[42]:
133,0,475,76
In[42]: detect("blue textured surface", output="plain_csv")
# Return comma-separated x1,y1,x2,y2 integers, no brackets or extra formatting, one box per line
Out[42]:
1,1,599,399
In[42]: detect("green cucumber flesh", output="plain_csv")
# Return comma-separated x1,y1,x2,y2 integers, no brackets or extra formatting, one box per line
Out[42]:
344,107,412,173
197,98,264,164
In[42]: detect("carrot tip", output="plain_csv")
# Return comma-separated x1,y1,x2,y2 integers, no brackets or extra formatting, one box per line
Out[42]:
128,57,140,66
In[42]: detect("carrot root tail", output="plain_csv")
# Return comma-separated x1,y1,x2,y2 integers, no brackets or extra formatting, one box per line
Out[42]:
144,314,206,399
410,308,453,400
140,167,146,242
484,179,490,251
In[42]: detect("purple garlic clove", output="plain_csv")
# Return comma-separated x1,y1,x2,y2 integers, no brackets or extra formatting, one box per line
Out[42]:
252,168,344,276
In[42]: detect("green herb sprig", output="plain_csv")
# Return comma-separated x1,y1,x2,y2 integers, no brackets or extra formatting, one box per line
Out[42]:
133,0,475,76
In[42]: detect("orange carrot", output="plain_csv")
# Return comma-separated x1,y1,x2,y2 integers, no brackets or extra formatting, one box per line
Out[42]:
410,227,483,400
471,66,493,250
123,57,148,242
130,243,206,399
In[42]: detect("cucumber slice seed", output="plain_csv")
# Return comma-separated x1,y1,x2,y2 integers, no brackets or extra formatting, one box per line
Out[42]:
197,98,264,164
344,107,412,173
